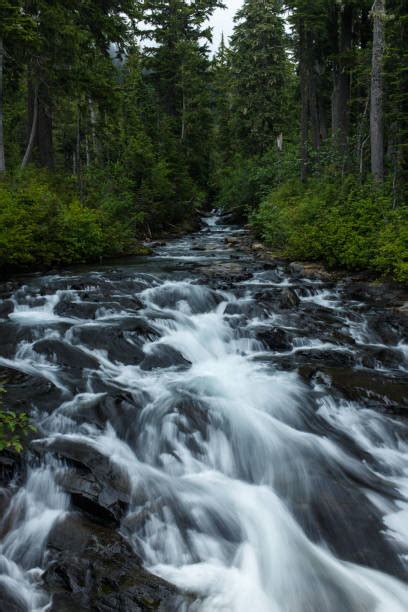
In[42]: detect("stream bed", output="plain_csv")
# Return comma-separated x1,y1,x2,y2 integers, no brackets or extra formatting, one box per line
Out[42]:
0,213,408,611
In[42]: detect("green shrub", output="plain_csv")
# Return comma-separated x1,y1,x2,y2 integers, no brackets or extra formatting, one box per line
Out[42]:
250,175,408,283
0,386,35,452
0,169,142,269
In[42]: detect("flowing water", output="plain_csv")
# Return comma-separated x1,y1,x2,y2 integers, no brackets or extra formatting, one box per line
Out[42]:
0,213,407,611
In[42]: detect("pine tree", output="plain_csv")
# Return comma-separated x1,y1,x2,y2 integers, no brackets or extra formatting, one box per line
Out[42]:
229,0,289,156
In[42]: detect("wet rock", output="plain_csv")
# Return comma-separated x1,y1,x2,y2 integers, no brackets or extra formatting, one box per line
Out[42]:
43,513,187,612
68,392,146,447
294,348,355,368
0,299,14,318
56,466,128,525
33,339,100,370
116,317,160,341
114,296,143,311
140,344,191,371
279,288,300,309
251,242,265,252
361,346,407,370
0,450,23,489
368,312,408,345
224,301,266,319
0,364,61,413
225,236,240,246
72,326,144,365
289,262,304,277
344,282,404,309
0,322,37,358
320,367,408,411
261,259,278,270
255,327,292,351
33,437,131,502
0,280,19,299
54,298,99,320
203,263,252,285
258,270,281,283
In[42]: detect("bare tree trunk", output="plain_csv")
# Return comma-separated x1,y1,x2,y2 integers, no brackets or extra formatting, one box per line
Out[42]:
299,18,309,181
37,85,54,169
370,0,385,181
308,69,321,151
332,3,353,151
180,65,186,142
21,84,39,168
0,38,5,174
318,96,328,141
89,98,100,158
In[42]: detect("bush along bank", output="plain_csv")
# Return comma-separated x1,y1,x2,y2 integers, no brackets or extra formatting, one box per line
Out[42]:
0,169,201,273
249,175,408,284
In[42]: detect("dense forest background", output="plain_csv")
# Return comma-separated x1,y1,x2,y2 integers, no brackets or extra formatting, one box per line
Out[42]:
0,0,407,280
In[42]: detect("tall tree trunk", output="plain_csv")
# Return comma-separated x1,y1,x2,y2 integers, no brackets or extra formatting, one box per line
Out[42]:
37,84,54,169
370,0,385,181
21,84,38,168
26,78,54,169
308,66,321,151
180,64,186,142
0,37,5,174
332,3,353,151
299,18,309,181
318,96,328,141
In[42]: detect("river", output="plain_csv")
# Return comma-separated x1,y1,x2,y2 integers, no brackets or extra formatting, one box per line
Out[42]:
0,213,407,611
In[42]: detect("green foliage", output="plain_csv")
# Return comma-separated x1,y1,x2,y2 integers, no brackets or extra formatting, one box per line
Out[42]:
215,142,301,214
0,170,139,269
0,386,35,453
250,175,408,282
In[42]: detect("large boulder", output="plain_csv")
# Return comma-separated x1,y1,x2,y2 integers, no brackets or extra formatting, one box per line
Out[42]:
312,367,408,412
0,299,14,318
33,339,100,370
71,325,144,365
224,301,266,319
43,513,188,611
64,392,146,449
33,436,134,524
55,466,128,525
288,262,304,277
279,288,300,309
0,364,62,413
54,298,99,320
255,327,292,351
140,344,191,371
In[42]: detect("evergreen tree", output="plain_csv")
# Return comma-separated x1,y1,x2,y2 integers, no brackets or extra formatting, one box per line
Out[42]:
229,0,289,155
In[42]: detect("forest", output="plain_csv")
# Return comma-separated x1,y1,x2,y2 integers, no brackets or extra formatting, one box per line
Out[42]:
0,0,407,281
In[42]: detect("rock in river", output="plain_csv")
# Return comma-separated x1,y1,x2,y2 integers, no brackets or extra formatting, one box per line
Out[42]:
43,513,188,611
